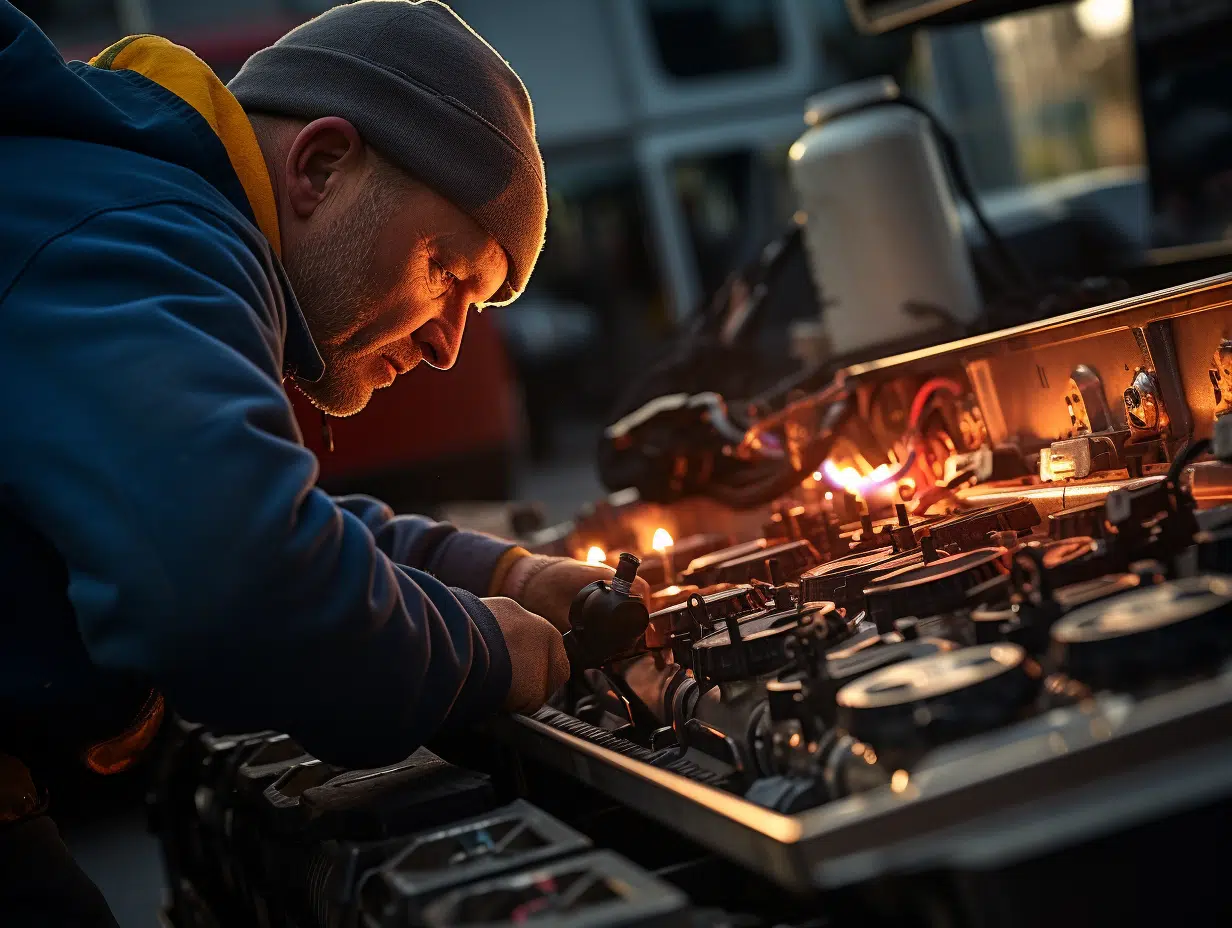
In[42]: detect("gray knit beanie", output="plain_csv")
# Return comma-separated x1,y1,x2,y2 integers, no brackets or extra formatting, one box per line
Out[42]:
228,0,546,305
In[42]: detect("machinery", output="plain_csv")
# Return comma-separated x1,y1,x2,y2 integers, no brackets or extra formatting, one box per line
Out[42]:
148,3,1232,925
152,273,1232,928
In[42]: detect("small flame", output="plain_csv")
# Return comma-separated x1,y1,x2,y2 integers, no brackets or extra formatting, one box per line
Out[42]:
891,769,910,793
824,491,834,501
652,528,674,552
822,459,895,496
585,545,607,565
663,585,681,595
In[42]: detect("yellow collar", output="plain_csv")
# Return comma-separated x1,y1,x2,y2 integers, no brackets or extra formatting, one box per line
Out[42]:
91,35,282,256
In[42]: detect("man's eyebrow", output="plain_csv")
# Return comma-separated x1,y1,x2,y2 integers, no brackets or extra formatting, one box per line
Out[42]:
433,245,473,277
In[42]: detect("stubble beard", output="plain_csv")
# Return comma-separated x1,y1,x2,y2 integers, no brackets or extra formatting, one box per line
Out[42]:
284,183,399,418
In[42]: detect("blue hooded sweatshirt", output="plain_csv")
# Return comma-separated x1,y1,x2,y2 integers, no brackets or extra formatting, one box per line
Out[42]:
0,2,517,770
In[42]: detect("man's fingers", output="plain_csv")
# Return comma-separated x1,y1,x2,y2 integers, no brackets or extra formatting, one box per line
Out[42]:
483,596,570,714
547,631,571,698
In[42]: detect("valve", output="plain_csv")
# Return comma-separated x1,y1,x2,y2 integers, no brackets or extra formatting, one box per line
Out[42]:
563,553,650,670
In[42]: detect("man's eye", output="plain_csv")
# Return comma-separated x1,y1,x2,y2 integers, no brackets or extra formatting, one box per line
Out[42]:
430,259,457,293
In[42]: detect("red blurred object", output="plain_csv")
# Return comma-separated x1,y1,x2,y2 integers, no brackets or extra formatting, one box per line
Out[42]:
58,17,302,69
289,312,521,508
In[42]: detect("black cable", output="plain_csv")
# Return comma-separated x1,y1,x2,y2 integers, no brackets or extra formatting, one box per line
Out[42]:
894,96,1035,293
704,398,850,509
1166,437,1211,493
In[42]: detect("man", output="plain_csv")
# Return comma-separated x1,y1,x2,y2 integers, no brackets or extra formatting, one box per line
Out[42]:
0,1,645,923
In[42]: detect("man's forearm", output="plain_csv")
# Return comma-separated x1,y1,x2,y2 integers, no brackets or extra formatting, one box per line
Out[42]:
333,495,528,595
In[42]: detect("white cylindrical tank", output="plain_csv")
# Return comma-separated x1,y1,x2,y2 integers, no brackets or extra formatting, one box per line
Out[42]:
788,76,982,359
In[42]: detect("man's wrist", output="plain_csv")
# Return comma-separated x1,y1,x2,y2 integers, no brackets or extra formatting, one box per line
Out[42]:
487,546,531,597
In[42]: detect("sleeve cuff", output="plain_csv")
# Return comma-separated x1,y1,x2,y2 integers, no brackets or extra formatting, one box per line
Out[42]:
429,530,522,596
487,546,531,596
451,588,512,715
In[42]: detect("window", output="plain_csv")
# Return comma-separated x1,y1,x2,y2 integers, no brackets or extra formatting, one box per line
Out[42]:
671,144,795,298
1134,0,1232,249
643,0,783,79
501,153,666,452
984,0,1143,185
912,1,1144,192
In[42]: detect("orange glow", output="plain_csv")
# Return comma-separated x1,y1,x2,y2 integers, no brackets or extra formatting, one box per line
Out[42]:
652,528,674,552
829,462,893,495
585,546,607,565
663,585,681,595
789,732,802,748
824,491,834,501
812,471,824,482
891,769,910,793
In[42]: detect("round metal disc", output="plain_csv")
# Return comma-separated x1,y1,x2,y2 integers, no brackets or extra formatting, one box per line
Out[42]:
694,601,836,650
1052,573,1141,611
691,601,837,684
867,548,1007,593
862,547,1010,631
1050,575,1232,690
800,547,924,612
834,643,1040,763
801,546,896,579
1039,537,1099,568
837,643,1027,709
1053,576,1232,643
682,539,768,576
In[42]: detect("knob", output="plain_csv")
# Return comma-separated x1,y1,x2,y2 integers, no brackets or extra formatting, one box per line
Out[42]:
563,553,650,670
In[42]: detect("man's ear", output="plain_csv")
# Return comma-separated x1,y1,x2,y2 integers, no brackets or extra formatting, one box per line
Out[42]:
284,117,366,220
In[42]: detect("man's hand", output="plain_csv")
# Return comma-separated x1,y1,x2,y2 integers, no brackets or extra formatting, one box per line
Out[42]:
499,555,652,632
482,596,570,713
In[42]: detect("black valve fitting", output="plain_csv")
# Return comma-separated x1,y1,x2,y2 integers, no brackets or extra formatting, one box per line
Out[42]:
563,553,650,670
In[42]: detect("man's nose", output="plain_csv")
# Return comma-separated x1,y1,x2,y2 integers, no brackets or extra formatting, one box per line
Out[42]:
431,299,469,370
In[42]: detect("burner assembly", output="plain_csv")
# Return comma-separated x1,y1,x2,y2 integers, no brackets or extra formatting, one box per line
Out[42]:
152,274,1232,927
151,279,1232,923
475,276,1232,926
151,274,1232,926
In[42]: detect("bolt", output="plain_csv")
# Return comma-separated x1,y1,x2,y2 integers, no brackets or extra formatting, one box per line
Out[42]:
860,511,874,539
612,553,640,595
767,557,785,587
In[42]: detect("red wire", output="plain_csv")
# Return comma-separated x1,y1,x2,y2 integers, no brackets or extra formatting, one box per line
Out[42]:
908,378,964,431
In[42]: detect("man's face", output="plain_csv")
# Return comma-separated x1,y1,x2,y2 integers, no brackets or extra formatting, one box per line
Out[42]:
277,124,508,417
